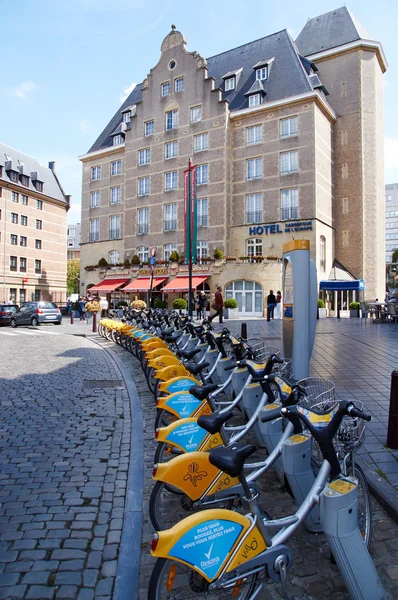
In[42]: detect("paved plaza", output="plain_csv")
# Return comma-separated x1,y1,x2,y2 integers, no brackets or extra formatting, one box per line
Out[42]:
0,317,397,599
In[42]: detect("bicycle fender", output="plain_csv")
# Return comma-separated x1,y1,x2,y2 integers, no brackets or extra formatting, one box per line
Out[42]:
142,340,168,352
151,509,255,582
155,365,191,381
158,376,199,393
144,347,175,360
156,418,217,453
148,355,180,369
157,393,210,420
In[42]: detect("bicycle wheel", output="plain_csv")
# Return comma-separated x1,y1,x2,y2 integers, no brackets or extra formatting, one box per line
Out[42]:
154,409,179,430
154,442,183,464
148,557,259,599
345,461,372,550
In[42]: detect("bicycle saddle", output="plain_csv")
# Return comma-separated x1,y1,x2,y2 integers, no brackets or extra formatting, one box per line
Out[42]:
209,444,257,477
198,410,234,435
188,383,218,401
164,333,181,343
176,348,201,360
160,327,174,337
185,362,210,376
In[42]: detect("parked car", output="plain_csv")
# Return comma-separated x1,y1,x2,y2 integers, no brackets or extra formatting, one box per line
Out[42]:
0,304,19,326
10,302,62,327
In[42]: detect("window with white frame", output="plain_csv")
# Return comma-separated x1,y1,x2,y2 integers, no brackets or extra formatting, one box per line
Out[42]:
89,218,99,242
197,241,208,260
165,109,178,130
91,166,101,181
249,94,261,107
138,148,150,166
20,235,27,247
145,120,154,136
137,207,149,235
197,198,208,227
225,77,235,91
164,203,177,231
109,215,120,240
174,77,184,92
246,125,263,145
320,236,326,272
165,171,178,191
113,135,122,146
164,243,177,262
280,150,298,175
21,195,28,206
111,160,121,176
281,188,299,220
280,116,298,138
190,106,202,123
12,192,18,203
68,227,75,236
256,67,268,80
36,200,43,210
246,158,262,180
165,141,178,159
246,193,262,224
161,82,170,97
196,164,208,185
194,133,208,152
90,191,100,208
138,176,150,196
110,186,121,204
68,238,74,247
108,250,120,265
138,246,149,263
247,238,263,257
122,112,130,123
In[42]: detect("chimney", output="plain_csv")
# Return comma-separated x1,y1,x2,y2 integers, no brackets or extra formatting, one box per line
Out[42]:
48,161,56,170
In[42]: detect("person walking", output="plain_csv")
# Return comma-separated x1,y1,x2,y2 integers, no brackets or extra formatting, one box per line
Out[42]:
100,297,109,317
275,290,282,319
78,297,86,322
199,291,207,321
209,286,224,324
195,292,202,321
267,290,276,321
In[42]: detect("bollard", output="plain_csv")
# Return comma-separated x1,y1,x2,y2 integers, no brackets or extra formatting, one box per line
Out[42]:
241,322,247,341
387,370,398,449
92,312,97,333
70,310,74,325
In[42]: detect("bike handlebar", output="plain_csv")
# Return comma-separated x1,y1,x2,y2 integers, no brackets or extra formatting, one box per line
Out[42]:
347,405,372,421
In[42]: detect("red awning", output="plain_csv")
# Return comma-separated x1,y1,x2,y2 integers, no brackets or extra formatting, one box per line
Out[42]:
122,277,168,292
161,275,209,293
89,278,130,293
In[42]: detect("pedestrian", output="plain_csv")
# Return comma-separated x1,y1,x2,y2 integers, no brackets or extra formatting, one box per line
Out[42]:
199,291,208,321
267,289,276,321
7,296,13,305
66,299,72,315
100,297,109,317
209,286,224,324
275,290,282,319
78,297,86,322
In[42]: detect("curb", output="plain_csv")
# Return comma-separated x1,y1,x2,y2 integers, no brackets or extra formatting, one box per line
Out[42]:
90,338,144,600
360,460,398,523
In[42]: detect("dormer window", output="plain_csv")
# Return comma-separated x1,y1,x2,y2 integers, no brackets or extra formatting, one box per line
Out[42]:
256,67,268,81
225,77,235,91
9,171,18,182
123,112,130,123
21,175,29,186
249,94,261,107
113,135,122,146
35,181,43,193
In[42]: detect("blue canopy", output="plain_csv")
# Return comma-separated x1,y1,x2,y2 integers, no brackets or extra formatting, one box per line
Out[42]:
319,279,365,291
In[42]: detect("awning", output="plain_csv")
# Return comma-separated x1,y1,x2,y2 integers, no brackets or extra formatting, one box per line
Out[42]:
122,277,168,292
88,278,130,293
320,279,365,292
161,275,209,293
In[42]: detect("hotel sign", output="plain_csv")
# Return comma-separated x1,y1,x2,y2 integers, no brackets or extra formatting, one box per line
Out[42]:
249,220,313,236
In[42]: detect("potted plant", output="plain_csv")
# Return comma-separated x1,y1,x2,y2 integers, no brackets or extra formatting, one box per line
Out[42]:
154,298,166,309
225,256,237,262
224,297,239,320
239,256,250,262
169,251,179,263
98,257,108,269
249,255,264,263
213,248,223,261
123,258,131,268
131,255,140,265
130,299,147,310
172,298,188,314
318,298,327,319
349,301,360,318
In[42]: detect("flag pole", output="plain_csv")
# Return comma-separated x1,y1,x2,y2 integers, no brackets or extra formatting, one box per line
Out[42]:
188,159,193,318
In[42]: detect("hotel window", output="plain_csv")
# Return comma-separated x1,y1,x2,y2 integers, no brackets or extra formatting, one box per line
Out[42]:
138,149,150,167
36,199,43,210
9,288,16,302
10,256,17,272
138,246,149,263
164,203,177,231
247,238,263,257
21,175,29,186
21,195,28,206
111,160,122,175
194,133,208,153
137,207,149,235
225,77,235,91
280,116,298,138
19,289,26,304
20,257,27,273
91,165,101,180
109,215,120,240
281,188,299,220
256,67,268,81
161,82,170,97
90,191,100,208
35,259,41,274
34,290,40,301
108,250,120,265
11,213,18,224
144,120,155,136
36,219,42,230
10,234,17,245
165,171,178,191
35,181,43,192
246,125,263,145
122,112,130,123
164,243,177,262
89,218,99,242
165,109,178,130
320,236,326,272
35,239,42,250
249,94,261,107
197,241,208,260
246,193,262,224
196,164,208,185
20,236,27,247
190,106,202,123
110,186,121,204
21,215,28,226
174,77,184,92
9,171,18,182
165,141,178,159
113,135,122,146
12,191,19,203
280,151,298,175
246,158,262,180
138,176,150,196
197,198,208,227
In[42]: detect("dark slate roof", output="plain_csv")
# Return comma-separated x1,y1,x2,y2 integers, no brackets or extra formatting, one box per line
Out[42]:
244,79,266,96
0,142,68,203
295,6,371,57
88,29,314,154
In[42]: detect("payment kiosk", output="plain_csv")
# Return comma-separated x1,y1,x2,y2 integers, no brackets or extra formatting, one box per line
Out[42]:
282,240,317,380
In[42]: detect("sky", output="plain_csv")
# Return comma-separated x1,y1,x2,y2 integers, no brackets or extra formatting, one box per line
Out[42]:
0,0,397,224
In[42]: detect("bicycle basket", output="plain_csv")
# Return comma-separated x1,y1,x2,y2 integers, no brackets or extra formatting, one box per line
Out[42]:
247,339,280,363
297,377,336,408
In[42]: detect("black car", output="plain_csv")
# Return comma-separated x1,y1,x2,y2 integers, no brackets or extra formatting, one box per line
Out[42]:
0,304,19,326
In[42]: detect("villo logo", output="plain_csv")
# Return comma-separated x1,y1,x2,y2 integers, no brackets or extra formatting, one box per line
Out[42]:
200,542,220,569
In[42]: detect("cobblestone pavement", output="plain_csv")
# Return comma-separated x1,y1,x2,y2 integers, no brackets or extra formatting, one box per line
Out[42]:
0,330,131,600
97,329,398,600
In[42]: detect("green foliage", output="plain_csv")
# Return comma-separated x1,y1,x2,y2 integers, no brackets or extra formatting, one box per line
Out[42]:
317,299,325,308
131,254,140,265
213,248,224,260
224,298,238,309
123,258,131,267
173,298,188,310
392,249,398,264
349,301,360,310
154,298,166,308
98,257,108,267
67,259,80,295
169,251,179,262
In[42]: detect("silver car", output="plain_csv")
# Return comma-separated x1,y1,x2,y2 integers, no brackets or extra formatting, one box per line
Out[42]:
10,302,62,327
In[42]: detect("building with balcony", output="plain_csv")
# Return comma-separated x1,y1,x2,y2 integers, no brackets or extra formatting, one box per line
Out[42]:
385,184,398,264
0,143,70,304
79,7,386,317
67,223,81,260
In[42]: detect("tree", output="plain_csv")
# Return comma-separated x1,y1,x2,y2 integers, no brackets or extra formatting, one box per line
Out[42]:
67,259,80,296
392,249,398,264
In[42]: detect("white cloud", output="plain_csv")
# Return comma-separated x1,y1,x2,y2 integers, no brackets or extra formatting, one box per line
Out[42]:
385,137,398,170
120,81,137,104
14,81,37,98
79,119,91,133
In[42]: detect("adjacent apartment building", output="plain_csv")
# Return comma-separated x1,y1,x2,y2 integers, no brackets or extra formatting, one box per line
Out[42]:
0,143,70,304
67,223,81,260
79,7,386,315
385,183,398,264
